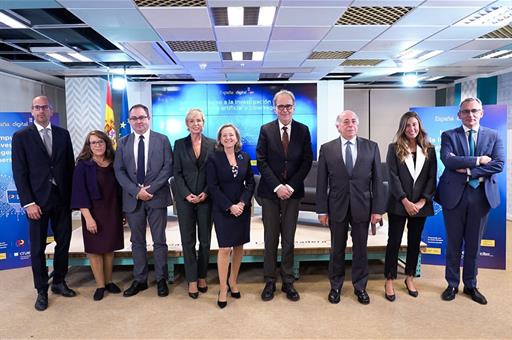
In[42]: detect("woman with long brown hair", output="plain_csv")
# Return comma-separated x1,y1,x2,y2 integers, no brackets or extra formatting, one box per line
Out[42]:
384,112,437,301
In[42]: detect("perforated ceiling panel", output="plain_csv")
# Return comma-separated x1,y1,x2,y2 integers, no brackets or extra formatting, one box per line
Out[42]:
135,0,206,7
309,51,354,59
341,59,383,66
337,7,412,25
167,41,217,52
480,25,512,39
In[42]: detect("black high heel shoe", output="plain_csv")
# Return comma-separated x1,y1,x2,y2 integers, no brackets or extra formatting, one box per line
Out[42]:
217,292,227,309
198,285,208,293
404,279,418,297
384,284,396,302
227,282,241,299
188,283,199,299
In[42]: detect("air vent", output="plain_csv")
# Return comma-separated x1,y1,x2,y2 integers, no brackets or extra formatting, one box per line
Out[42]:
308,51,354,59
480,24,512,39
259,73,293,80
135,0,206,7
341,59,383,66
337,7,413,25
167,41,217,52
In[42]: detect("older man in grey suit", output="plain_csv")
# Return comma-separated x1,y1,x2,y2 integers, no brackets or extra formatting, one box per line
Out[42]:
316,110,386,305
114,104,173,297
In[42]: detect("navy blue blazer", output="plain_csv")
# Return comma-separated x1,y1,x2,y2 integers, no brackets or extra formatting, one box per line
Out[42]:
12,124,75,208
436,125,504,210
206,150,255,213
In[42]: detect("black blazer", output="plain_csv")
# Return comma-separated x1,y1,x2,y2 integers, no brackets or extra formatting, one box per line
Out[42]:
316,136,386,223
256,119,313,199
173,134,216,201
386,143,437,217
206,150,255,213
12,124,75,208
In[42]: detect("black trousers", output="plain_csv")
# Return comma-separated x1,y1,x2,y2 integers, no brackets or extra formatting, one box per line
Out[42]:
384,213,426,279
176,199,213,282
28,185,72,292
262,197,300,284
329,209,369,291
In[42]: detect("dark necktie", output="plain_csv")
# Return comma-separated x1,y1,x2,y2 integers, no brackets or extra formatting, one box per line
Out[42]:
42,128,52,157
137,135,145,185
282,126,289,155
468,129,479,189
345,141,353,176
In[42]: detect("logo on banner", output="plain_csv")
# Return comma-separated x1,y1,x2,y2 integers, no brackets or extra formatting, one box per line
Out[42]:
0,253,6,260
16,239,25,247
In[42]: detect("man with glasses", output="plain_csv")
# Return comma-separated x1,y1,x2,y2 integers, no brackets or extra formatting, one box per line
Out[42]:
436,97,504,304
114,104,173,298
12,96,76,311
257,90,313,301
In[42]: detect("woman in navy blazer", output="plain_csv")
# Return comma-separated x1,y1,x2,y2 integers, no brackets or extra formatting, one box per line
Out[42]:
71,130,124,301
384,112,437,302
206,124,255,308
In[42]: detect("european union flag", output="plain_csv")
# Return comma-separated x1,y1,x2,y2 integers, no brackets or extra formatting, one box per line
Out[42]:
119,87,130,138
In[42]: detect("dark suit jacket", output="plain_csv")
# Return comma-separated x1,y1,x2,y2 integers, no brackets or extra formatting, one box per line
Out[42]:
316,136,386,223
436,125,504,210
206,150,255,213
173,134,216,201
114,130,173,213
386,143,437,217
256,119,313,199
12,124,75,209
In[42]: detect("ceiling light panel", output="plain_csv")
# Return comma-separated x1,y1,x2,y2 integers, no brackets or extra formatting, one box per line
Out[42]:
258,6,275,26
134,0,206,6
337,6,413,25
47,52,73,62
212,7,274,26
227,7,244,26
0,12,28,28
457,5,512,26
167,40,217,52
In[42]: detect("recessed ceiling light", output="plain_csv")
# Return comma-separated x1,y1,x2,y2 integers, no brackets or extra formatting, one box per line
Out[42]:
252,51,264,61
481,49,511,58
402,73,419,87
458,6,512,26
426,76,443,81
112,77,126,90
0,12,27,28
258,6,276,26
227,7,243,26
68,53,92,62
232,51,243,61
46,53,73,63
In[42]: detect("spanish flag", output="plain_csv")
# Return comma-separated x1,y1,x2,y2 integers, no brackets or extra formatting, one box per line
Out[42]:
104,81,117,149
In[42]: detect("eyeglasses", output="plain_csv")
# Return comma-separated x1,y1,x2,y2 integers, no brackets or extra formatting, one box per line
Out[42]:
129,115,148,122
90,140,105,146
460,108,481,115
276,104,294,111
32,105,50,111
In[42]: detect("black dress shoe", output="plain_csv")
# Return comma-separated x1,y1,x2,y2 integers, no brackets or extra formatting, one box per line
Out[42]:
157,279,169,297
228,282,241,299
188,291,199,299
441,286,458,301
217,292,227,309
93,288,105,301
105,282,121,294
328,289,341,304
282,283,300,301
404,279,418,297
123,281,148,297
34,291,48,311
463,287,487,305
384,285,396,302
354,289,370,305
261,281,276,301
198,285,208,293
51,281,76,297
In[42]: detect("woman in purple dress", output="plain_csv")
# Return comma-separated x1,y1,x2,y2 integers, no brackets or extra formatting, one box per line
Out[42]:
71,130,124,301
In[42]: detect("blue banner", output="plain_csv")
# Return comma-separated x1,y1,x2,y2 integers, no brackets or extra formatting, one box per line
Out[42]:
414,105,507,269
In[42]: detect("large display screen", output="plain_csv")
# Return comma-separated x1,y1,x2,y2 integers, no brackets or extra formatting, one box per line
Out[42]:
151,83,317,164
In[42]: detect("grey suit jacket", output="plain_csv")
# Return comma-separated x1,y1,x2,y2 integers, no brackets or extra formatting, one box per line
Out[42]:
114,130,173,213
316,136,386,223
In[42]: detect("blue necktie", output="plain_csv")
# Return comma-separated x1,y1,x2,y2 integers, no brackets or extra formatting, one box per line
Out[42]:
345,141,353,176
468,130,479,189
137,135,145,185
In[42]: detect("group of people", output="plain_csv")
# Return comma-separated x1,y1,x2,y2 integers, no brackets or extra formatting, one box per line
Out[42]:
11,92,503,312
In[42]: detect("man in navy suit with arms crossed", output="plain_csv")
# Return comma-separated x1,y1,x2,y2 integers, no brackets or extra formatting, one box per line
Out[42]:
437,97,504,304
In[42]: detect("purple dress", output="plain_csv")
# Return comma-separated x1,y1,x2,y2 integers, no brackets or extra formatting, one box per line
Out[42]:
71,160,123,254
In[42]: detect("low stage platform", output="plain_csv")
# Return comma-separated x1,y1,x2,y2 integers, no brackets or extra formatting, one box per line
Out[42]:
46,212,424,281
